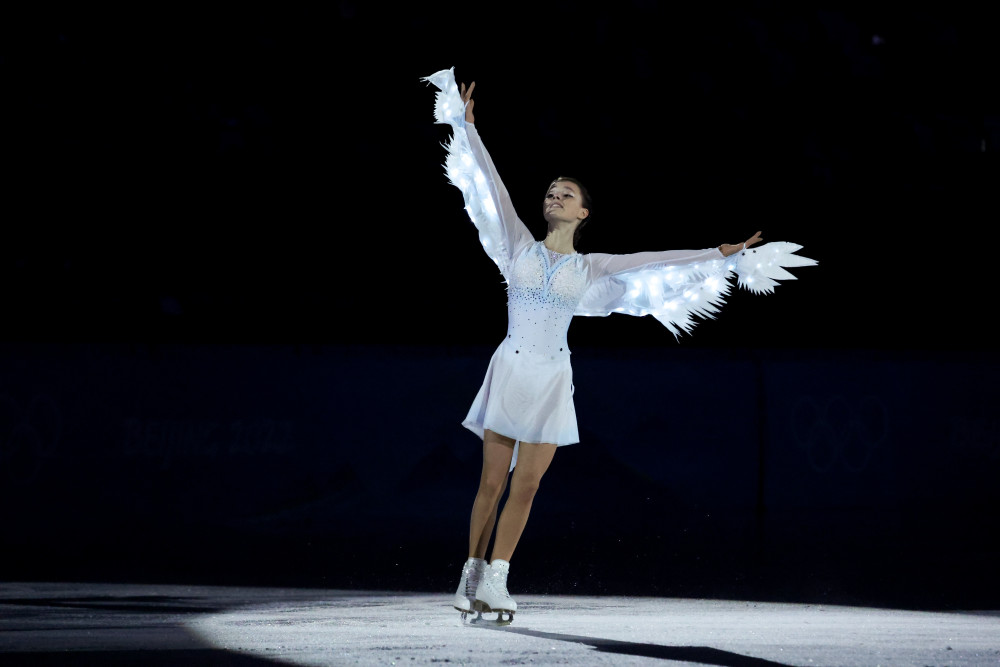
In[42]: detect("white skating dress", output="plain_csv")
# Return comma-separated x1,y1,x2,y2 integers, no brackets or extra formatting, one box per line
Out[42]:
422,67,816,465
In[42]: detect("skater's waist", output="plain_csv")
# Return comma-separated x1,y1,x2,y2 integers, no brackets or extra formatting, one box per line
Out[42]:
500,333,571,359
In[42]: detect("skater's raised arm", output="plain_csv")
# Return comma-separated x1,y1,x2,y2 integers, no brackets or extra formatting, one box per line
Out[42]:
457,79,535,264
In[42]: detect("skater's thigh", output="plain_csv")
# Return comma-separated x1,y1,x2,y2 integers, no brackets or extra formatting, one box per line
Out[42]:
510,442,557,484
481,430,515,481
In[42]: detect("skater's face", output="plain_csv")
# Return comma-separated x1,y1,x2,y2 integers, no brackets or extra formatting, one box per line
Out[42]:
543,180,589,225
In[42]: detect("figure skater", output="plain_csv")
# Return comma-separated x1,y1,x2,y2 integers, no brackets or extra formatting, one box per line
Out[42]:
421,68,815,624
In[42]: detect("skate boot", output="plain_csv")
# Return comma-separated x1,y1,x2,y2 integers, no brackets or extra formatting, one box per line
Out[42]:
473,559,516,624
452,557,486,618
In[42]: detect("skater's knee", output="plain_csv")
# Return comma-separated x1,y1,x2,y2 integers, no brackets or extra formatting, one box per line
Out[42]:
509,476,540,503
478,472,508,500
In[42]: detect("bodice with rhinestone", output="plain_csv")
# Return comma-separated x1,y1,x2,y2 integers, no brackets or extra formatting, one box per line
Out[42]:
505,241,588,358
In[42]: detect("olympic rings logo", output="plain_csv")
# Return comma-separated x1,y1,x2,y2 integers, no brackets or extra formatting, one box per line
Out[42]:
0,393,61,485
790,395,888,473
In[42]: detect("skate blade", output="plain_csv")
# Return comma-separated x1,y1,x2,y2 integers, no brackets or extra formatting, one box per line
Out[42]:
464,605,514,626
465,613,513,626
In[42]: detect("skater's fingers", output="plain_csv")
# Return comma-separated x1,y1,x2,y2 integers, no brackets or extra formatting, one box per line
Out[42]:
460,81,475,103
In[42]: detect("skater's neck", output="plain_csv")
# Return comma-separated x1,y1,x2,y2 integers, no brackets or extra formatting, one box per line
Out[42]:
544,225,576,255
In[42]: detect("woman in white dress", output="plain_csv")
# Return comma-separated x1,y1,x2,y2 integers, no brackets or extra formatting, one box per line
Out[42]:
422,70,813,623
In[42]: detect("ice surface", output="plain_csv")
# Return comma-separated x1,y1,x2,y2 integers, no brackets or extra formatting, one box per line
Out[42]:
187,592,1000,666
1,583,998,666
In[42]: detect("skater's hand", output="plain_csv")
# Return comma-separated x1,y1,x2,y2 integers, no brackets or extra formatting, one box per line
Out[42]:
460,81,475,124
719,231,762,257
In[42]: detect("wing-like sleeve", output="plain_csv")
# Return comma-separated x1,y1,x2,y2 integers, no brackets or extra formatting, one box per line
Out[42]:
421,67,534,283
577,242,817,338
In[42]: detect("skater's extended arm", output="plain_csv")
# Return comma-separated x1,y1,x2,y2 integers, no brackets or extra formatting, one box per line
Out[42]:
586,231,763,281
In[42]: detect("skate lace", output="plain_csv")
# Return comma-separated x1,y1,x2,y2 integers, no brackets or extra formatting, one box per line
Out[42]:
464,563,482,599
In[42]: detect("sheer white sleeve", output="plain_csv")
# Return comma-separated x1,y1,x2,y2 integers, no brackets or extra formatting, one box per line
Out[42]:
421,67,535,283
577,243,817,338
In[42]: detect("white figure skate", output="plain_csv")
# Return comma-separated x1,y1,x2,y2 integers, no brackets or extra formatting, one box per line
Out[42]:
471,559,516,625
453,557,486,621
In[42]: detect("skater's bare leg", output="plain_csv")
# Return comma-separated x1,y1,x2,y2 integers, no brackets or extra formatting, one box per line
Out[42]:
490,441,557,562
474,472,508,559
468,430,515,558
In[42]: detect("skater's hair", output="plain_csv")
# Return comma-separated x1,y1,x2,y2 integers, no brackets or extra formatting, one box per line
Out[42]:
549,176,592,247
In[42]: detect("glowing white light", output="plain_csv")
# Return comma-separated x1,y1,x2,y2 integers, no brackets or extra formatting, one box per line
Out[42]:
757,263,762,268
449,168,460,180
647,278,662,297
461,153,473,167
746,277,754,283
628,281,642,298
474,169,486,186
483,196,498,219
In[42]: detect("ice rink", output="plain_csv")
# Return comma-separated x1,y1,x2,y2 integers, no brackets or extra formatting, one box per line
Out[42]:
1,582,998,666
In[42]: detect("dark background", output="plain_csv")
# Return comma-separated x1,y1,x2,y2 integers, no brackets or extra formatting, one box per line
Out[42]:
1,5,997,610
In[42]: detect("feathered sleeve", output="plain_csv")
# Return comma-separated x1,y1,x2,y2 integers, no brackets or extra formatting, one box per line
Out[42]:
421,67,535,283
577,242,817,338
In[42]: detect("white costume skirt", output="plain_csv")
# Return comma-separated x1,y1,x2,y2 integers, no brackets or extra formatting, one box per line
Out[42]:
462,340,579,468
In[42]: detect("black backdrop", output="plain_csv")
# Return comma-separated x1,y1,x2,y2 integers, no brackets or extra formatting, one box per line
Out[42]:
1,5,997,609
